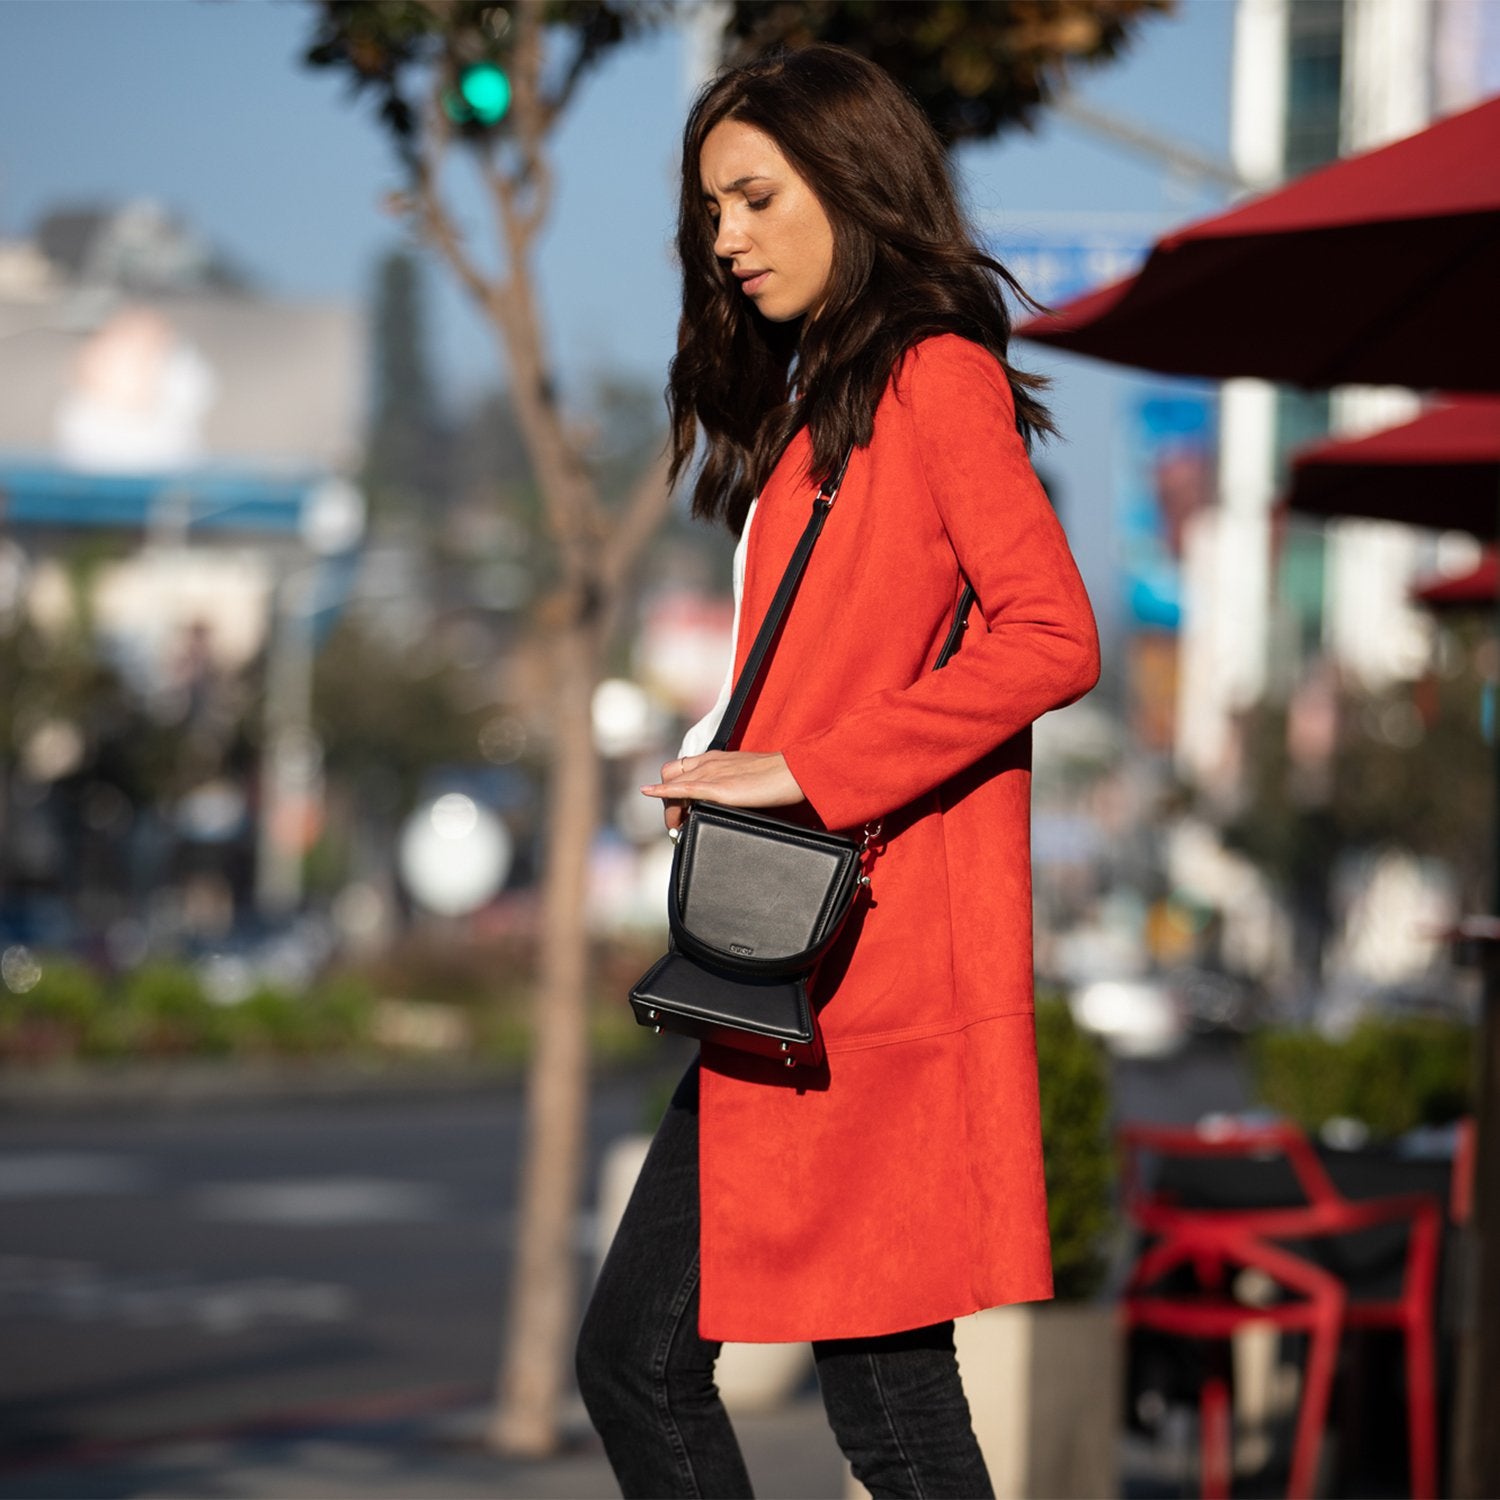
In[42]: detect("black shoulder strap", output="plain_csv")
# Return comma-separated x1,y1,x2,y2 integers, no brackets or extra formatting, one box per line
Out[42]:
934,581,978,670
708,450,977,751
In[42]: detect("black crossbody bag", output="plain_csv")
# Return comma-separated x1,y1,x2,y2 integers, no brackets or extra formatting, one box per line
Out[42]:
628,450,976,1068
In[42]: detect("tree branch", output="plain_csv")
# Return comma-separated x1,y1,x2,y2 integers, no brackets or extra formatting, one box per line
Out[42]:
538,26,600,132
509,1,549,194
601,444,674,602
411,87,501,309
479,80,604,556
518,149,554,243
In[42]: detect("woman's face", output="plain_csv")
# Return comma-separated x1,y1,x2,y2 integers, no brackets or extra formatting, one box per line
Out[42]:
699,119,836,324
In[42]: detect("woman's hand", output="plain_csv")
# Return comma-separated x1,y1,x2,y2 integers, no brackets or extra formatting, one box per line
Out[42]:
641,751,806,832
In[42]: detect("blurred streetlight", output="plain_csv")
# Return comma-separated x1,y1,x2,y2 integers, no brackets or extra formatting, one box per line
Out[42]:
398,792,513,917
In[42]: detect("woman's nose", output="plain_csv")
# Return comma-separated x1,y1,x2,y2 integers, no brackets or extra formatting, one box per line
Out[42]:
713,215,749,262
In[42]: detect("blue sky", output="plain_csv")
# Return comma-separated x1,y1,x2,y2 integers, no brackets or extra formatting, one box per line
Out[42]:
0,0,1235,401
0,0,1240,648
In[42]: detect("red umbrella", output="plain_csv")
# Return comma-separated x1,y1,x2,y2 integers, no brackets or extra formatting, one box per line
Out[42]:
1018,95,1500,391
1412,550,1497,609
1286,397,1500,535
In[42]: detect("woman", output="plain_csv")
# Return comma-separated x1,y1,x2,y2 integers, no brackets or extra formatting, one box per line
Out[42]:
577,43,1099,1500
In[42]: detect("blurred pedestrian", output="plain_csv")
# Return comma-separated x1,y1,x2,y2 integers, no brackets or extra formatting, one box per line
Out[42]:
578,43,1099,1500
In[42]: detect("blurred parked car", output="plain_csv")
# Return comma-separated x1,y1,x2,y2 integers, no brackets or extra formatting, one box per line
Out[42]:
1170,966,1265,1037
1314,976,1478,1040
186,914,338,1004
1068,977,1186,1060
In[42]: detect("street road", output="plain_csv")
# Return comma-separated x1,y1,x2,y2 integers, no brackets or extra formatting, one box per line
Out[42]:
0,1066,670,1467
0,1038,1249,1478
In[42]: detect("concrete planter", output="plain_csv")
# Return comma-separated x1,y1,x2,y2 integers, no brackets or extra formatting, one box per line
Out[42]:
957,1302,1121,1500
847,1301,1121,1500
593,1134,814,1414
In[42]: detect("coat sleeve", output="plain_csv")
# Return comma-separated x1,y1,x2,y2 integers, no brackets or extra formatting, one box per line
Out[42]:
780,336,1100,832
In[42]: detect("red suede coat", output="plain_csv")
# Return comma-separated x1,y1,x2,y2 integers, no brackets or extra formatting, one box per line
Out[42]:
696,334,1100,1343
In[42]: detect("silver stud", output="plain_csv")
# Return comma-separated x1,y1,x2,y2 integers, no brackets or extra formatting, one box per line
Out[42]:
785,1057,796,1068
781,1042,790,1052
653,1025,662,1035
647,1009,658,1021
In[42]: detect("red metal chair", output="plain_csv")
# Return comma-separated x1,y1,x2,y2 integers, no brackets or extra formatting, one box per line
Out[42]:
1119,1120,1444,1500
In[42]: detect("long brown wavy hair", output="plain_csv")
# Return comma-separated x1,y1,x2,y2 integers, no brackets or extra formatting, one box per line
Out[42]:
668,43,1056,535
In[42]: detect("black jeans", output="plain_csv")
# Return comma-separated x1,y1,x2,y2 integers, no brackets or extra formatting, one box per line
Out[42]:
576,1063,995,1500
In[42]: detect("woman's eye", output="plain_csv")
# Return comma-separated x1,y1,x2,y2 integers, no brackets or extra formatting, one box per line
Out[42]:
747,197,772,211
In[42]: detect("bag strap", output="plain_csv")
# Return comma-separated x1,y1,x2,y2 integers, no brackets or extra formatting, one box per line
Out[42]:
708,449,977,752
934,580,978,670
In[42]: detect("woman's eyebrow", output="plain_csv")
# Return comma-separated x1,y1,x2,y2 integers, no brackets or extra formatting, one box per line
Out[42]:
701,174,773,200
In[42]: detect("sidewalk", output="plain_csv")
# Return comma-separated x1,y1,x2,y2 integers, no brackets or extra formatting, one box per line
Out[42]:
0,1395,1199,1500
0,1392,852,1500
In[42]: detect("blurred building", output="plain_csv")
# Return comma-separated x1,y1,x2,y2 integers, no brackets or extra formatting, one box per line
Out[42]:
1177,0,1500,795
0,200,363,954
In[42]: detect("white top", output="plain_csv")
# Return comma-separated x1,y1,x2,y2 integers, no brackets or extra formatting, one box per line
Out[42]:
678,497,758,758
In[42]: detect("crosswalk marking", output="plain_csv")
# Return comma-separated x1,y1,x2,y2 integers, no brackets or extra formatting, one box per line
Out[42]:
190,1177,446,1226
0,1153,152,1199
0,1256,353,1332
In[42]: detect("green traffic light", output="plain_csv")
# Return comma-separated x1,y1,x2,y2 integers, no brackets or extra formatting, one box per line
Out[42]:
460,62,510,126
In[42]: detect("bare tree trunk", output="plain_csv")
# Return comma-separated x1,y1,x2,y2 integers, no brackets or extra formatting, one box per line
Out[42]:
401,2,676,1453
489,613,603,1454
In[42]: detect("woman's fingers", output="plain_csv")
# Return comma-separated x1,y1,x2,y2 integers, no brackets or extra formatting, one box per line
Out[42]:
643,751,717,793
640,751,805,808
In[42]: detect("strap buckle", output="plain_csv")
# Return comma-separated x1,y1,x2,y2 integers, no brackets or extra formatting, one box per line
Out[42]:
816,446,855,504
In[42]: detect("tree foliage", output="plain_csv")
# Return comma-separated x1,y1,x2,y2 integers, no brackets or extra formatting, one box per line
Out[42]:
304,1,657,161
305,1,1175,163
312,614,495,804
1228,630,1492,916
725,0,1175,145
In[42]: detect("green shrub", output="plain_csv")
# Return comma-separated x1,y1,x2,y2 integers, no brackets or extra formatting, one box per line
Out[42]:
1251,1029,1343,1129
1036,997,1114,1301
0,959,384,1063
357,934,534,1010
115,962,230,1056
472,1006,531,1066
228,986,322,1056
218,976,378,1058
1251,1017,1473,1139
0,954,105,1059
308,975,376,1051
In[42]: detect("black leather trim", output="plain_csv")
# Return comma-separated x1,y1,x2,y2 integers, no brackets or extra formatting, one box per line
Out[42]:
934,581,977,670
628,951,824,1066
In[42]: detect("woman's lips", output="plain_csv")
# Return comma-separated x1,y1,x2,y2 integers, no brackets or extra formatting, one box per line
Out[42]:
739,271,770,295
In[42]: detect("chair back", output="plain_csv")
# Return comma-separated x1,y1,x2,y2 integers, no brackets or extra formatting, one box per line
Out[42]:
1119,1120,1345,1233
